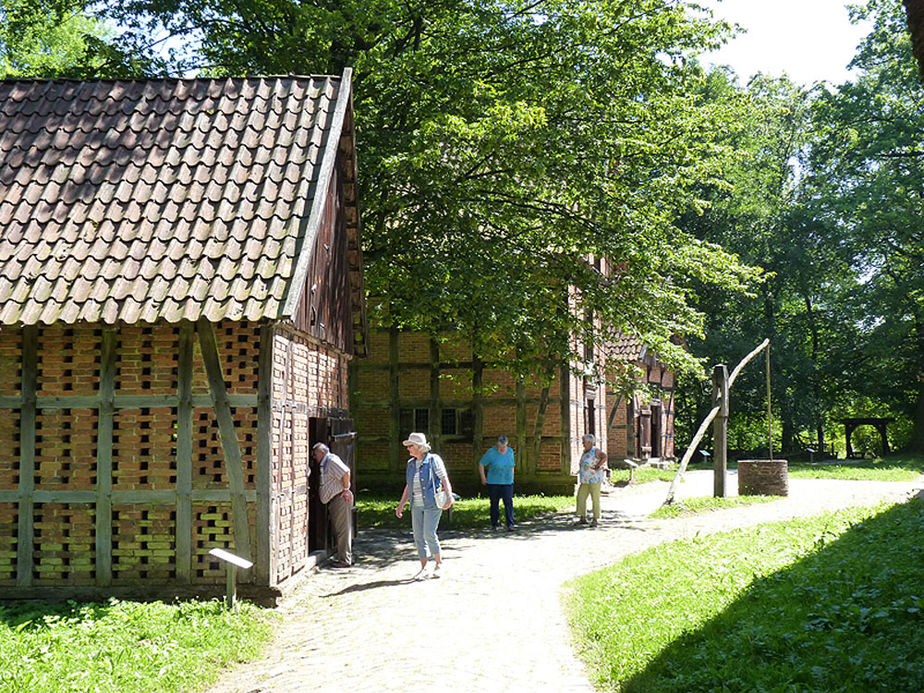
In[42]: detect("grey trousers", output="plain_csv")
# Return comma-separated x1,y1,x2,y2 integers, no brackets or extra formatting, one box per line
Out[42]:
327,494,353,564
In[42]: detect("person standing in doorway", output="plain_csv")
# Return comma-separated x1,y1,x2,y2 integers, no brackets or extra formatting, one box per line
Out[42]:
479,434,516,530
395,432,454,579
313,442,354,568
575,433,607,527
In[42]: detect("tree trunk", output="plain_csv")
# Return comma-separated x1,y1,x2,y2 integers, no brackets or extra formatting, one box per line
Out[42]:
907,315,924,453
910,377,924,453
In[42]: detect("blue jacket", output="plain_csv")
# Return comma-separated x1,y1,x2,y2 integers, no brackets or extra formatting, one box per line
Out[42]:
406,453,447,509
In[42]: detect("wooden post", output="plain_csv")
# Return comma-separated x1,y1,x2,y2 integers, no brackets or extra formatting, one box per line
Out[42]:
255,324,274,585
16,325,37,588
471,354,484,473
176,322,194,583
713,364,729,498
197,319,252,563
429,337,440,449
388,326,400,474
515,376,527,477
95,327,117,587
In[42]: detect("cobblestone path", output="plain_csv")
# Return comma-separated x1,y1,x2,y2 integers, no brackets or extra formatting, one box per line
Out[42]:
207,470,923,693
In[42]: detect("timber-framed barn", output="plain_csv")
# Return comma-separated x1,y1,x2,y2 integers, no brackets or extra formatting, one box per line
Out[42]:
0,71,367,603
350,330,675,494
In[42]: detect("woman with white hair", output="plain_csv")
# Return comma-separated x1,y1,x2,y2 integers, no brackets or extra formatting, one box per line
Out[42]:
395,432,454,579
575,433,608,527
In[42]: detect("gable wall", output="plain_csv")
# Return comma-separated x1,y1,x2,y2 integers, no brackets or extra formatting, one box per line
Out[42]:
0,320,266,595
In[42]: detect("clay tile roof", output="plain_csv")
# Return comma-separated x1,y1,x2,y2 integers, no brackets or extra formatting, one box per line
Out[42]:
0,71,364,332
610,334,647,362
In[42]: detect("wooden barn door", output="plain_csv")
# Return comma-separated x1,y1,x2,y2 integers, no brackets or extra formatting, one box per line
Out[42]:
308,417,357,554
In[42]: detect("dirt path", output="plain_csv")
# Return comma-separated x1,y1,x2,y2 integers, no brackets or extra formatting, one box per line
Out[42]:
206,470,923,692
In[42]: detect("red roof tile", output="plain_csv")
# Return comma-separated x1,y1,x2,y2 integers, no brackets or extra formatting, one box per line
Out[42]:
0,72,361,328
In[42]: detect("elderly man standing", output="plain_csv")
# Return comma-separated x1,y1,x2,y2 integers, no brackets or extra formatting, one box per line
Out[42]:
479,434,516,531
312,442,354,568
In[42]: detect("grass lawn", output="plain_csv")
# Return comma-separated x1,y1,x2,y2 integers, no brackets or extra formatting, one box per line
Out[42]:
358,491,576,529
357,466,678,530
649,494,777,519
0,598,272,692
565,498,924,692
786,454,924,481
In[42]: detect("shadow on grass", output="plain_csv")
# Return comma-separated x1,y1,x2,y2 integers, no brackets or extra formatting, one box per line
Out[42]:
622,499,924,692
0,599,115,631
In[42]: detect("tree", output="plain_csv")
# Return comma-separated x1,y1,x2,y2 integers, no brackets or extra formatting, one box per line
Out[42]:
0,0,161,78
805,0,924,452
104,0,757,374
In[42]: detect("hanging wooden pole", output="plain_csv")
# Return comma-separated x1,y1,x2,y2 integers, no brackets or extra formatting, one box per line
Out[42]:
664,338,770,505
766,344,773,461
713,364,729,498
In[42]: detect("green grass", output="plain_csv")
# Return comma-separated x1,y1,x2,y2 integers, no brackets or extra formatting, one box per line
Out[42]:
565,498,924,692
786,454,924,481
358,492,575,529
649,494,777,519
0,598,273,692
612,467,678,485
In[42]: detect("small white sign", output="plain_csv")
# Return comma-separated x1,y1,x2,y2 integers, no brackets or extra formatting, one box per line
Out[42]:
208,547,253,570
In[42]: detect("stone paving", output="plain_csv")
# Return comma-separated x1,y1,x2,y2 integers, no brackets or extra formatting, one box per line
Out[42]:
206,470,923,693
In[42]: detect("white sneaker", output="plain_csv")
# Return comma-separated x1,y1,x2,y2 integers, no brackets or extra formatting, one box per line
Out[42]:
430,563,442,579
412,568,427,581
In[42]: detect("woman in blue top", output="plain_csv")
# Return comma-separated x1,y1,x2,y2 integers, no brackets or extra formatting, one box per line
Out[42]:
396,432,454,579
478,434,516,530
575,433,608,527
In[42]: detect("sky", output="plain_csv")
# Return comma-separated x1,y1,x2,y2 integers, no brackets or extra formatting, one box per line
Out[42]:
698,0,873,86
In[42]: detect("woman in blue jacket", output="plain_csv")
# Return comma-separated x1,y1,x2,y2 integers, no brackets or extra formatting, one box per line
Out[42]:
395,432,454,579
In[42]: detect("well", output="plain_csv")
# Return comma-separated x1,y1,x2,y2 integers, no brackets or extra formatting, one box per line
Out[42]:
738,459,788,496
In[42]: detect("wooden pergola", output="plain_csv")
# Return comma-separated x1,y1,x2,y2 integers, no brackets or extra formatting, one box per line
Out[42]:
840,418,895,458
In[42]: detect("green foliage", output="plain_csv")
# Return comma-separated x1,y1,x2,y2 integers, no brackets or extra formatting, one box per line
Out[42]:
787,454,924,481
650,494,776,519
565,499,924,691
0,0,152,78
358,491,575,529
0,598,272,692
101,0,761,383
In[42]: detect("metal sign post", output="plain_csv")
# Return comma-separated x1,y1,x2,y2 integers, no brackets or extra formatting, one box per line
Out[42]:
209,547,254,609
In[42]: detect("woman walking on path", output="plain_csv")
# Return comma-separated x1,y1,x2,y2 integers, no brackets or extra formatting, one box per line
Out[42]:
575,433,607,527
479,434,516,530
396,432,454,579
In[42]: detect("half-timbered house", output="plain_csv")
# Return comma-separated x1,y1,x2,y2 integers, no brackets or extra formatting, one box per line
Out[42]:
351,332,674,494
0,71,366,603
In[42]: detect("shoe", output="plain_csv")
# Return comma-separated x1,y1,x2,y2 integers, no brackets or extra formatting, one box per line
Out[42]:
329,560,351,568
431,563,442,579
578,517,588,525
505,524,514,531
412,568,427,581
590,519,598,528
491,525,499,531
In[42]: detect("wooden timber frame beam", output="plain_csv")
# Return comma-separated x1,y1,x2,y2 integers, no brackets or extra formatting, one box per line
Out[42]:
197,319,253,564
95,327,117,586
16,325,37,587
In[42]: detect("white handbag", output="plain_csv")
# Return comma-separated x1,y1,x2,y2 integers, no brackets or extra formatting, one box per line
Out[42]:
434,483,449,509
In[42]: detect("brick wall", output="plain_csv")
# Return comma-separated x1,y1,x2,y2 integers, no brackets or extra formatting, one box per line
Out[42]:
112,505,176,581
270,327,351,585
0,503,16,585
0,320,269,593
352,329,577,490
32,503,95,586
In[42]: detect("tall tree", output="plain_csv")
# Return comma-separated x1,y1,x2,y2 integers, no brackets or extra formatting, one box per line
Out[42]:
105,0,758,380
806,0,924,452
0,0,151,78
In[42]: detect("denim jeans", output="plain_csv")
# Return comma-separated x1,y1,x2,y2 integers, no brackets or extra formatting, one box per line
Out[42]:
411,504,443,560
487,483,515,528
